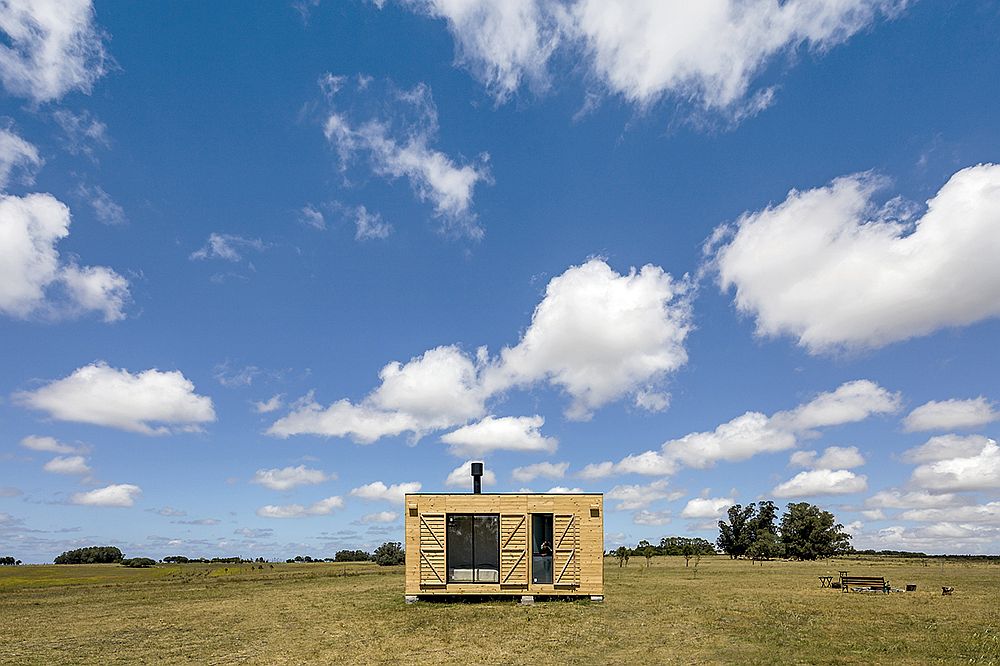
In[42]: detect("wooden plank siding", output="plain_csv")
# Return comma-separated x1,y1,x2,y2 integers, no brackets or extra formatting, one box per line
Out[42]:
404,494,603,596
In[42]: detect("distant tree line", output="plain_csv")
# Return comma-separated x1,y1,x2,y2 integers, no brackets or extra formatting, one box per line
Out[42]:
286,544,403,566
606,536,717,558
335,549,371,562
606,536,717,567
286,555,331,563
49,543,407,567
162,556,266,564
850,550,1000,561
54,546,124,564
717,501,851,561
1,556,22,565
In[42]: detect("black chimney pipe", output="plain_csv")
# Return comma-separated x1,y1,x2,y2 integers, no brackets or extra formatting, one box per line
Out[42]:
471,462,483,494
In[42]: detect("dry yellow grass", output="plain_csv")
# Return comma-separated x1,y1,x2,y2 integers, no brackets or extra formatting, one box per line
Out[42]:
1,556,998,665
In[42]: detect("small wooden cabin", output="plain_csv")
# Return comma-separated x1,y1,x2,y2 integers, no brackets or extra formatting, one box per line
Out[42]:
404,483,604,602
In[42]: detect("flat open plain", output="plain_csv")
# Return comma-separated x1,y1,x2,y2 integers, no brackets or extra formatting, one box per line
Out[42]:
1,556,997,664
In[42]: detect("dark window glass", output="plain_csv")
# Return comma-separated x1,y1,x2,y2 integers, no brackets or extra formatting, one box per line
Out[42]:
474,515,499,581
532,513,553,584
447,515,474,582
447,514,499,583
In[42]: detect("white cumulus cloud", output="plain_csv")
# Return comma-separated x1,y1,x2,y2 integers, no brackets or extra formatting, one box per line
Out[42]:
0,193,129,321
864,489,966,510
485,258,692,421
350,481,422,503
394,0,902,118
398,0,557,101
441,415,557,456
20,434,81,454
268,346,486,442
256,496,344,518
15,362,216,435
252,465,331,491
511,461,569,483
43,455,90,475
790,445,866,469
71,483,141,507
903,397,999,432
710,164,1000,353
772,469,868,498
360,511,399,524
0,0,109,103
772,380,901,431
270,259,691,442
901,434,994,465
854,523,1000,554
254,394,284,414
910,438,1000,492
597,380,895,478
680,496,734,519
632,510,672,526
577,461,615,480
606,479,676,510
662,411,795,470
900,502,1000,525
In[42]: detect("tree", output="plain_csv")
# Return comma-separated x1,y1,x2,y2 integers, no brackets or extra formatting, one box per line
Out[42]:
681,542,694,567
717,504,756,559
748,530,783,564
751,501,779,538
373,542,405,566
54,546,123,564
780,502,852,560
0,556,17,565
121,557,156,568
335,549,371,562
659,536,716,556
641,545,655,567
614,546,630,567
748,500,782,564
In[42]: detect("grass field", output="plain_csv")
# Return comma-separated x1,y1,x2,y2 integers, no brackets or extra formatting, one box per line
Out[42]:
1,556,998,665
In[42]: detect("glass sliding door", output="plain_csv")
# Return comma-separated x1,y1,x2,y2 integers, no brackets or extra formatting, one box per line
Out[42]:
531,513,553,584
446,514,499,583
473,515,499,582
446,515,474,582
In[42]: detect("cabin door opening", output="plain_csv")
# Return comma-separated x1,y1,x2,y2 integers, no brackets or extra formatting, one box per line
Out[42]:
531,513,554,584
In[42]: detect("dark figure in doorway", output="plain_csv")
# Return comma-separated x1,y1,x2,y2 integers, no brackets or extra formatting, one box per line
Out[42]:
539,540,552,556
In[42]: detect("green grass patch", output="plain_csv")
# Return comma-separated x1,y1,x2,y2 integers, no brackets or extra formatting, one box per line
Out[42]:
1,556,997,664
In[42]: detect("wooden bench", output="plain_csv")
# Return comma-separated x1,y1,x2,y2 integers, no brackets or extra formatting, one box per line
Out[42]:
841,575,890,593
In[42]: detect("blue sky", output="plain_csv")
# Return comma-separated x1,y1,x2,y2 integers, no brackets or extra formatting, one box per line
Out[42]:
2,0,999,562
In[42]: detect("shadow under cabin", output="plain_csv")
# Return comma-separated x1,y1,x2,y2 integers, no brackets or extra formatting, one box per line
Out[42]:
403,462,604,603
